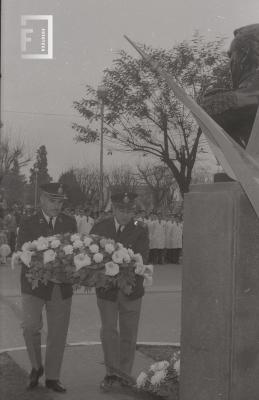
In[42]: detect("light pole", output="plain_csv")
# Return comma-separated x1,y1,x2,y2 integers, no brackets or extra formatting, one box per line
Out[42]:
34,167,39,210
97,85,106,212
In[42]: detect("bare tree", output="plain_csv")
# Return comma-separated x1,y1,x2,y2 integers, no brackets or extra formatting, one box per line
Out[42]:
106,165,139,193
0,131,30,204
137,163,177,210
0,133,30,175
75,166,100,206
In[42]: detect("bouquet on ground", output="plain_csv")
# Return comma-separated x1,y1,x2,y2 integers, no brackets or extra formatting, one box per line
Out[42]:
136,351,180,400
12,233,153,294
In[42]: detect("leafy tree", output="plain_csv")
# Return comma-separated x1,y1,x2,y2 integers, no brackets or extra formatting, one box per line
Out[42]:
59,169,85,207
73,34,231,196
27,145,52,205
59,166,101,208
29,145,52,187
1,158,27,206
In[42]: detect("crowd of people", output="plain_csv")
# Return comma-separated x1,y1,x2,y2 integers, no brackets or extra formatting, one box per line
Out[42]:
135,210,183,265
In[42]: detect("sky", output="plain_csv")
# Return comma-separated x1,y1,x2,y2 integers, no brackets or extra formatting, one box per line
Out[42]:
2,0,259,179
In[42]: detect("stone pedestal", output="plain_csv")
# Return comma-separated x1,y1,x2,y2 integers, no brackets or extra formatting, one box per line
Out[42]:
180,182,259,400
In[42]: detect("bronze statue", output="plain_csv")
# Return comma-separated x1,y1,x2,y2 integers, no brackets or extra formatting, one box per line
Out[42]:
202,24,259,147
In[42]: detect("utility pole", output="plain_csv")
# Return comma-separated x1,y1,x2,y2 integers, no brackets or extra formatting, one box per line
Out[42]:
97,85,106,212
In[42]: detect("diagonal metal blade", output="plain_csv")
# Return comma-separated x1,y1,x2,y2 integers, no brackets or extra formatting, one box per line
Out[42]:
246,106,259,158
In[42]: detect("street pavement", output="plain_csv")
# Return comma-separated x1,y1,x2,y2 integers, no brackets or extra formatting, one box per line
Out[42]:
0,261,182,399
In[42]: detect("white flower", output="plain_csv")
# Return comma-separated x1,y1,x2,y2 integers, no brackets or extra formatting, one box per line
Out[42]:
127,248,134,258
89,244,99,254
133,253,143,265
136,371,148,388
135,263,145,275
73,239,83,249
105,261,119,276
47,235,57,242
116,242,124,249
63,245,74,255
150,370,167,386
105,243,115,254
150,361,169,372
174,359,180,375
123,253,131,263
74,253,91,271
71,233,81,242
93,253,103,263
20,251,33,267
36,237,49,251
99,238,107,248
43,249,56,264
21,241,36,252
50,239,61,249
83,236,93,247
112,250,124,264
11,252,22,269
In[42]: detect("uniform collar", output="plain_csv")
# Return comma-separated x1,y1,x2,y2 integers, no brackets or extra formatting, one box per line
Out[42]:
114,217,125,232
41,209,57,226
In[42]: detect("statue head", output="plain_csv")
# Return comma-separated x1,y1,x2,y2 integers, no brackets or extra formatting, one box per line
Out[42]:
228,24,259,89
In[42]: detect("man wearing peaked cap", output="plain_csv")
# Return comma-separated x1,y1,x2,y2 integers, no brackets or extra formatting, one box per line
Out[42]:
90,189,149,390
16,182,77,393
40,183,68,200
110,191,138,204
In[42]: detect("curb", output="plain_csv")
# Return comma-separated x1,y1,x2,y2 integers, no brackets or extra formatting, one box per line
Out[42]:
0,341,180,354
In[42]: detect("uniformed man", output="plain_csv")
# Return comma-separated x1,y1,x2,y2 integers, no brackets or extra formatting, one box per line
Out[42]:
90,190,149,390
16,183,77,393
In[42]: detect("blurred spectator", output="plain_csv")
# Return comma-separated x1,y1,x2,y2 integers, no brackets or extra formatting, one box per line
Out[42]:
152,211,166,264
171,215,183,264
147,212,156,264
76,208,94,235
13,204,23,228
0,217,10,264
165,214,175,263
3,209,17,254
0,190,7,219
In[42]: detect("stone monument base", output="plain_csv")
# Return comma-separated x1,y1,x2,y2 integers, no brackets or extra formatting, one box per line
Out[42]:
180,182,259,400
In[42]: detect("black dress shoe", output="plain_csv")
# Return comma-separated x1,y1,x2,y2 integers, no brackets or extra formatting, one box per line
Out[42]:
100,374,119,391
27,366,44,389
45,380,67,393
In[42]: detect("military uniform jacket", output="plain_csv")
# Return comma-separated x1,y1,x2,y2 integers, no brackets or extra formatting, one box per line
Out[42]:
16,211,77,300
90,217,149,302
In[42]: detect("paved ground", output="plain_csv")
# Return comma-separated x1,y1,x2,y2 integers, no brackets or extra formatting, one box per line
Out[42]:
0,261,182,399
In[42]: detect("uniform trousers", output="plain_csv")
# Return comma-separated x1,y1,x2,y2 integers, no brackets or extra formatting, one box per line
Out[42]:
21,284,72,380
97,292,142,377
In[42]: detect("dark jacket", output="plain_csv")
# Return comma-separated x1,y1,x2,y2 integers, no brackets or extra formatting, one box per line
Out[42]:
90,217,149,301
16,211,77,300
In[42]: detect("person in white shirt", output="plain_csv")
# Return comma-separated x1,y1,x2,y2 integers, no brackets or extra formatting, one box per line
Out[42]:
146,212,156,263
171,215,183,264
84,209,94,234
152,212,166,264
76,208,94,235
165,214,174,263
